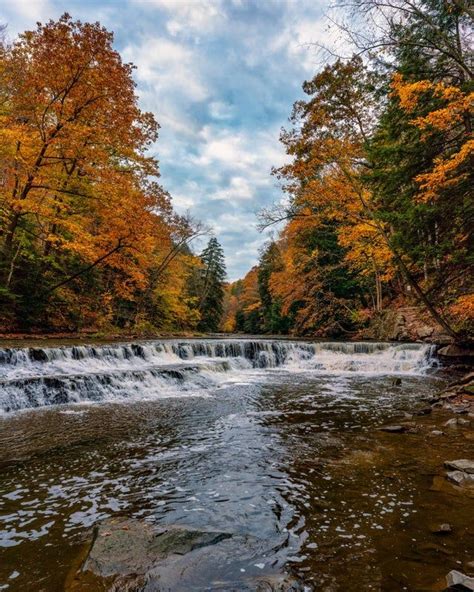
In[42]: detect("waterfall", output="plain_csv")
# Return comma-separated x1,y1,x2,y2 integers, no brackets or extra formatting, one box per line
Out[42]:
0,339,435,413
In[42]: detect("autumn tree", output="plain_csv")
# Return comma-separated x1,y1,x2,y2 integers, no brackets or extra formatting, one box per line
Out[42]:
360,0,473,337
0,15,206,332
257,242,291,333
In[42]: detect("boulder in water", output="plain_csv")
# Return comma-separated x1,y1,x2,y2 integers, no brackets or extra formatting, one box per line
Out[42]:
445,570,474,591
430,523,452,535
438,345,474,359
446,471,474,487
445,460,474,474
67,517,305,591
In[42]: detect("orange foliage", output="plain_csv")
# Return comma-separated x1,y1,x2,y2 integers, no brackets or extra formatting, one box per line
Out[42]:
0,15,204,331
391,74,473,202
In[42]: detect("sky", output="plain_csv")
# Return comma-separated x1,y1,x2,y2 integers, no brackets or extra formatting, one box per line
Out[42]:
0,0,335,280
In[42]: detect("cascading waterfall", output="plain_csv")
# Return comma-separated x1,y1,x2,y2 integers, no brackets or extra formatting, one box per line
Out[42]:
0,339,436,413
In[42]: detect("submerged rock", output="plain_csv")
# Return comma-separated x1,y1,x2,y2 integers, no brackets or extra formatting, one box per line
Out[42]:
430,523,452,535
379,425,408,433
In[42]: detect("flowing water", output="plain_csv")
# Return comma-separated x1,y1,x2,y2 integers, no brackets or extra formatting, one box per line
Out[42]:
0,339,472,591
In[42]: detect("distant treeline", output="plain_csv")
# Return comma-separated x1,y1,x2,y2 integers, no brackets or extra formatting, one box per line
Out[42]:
0,15,226,334
222,0,473,341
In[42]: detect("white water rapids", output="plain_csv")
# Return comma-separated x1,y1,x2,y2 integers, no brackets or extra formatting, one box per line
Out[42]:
0,339,436,413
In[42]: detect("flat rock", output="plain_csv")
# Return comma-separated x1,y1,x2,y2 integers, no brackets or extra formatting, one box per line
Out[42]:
445,460,474,474
452,406,470,414
67,517,306,591
446,570,474,591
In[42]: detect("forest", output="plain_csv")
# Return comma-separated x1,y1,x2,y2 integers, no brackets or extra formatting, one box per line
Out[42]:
0,1,472,342
0,15,226,335
222,0,473,343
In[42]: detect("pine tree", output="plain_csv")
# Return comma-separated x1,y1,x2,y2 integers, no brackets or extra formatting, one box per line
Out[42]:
197,238,227,332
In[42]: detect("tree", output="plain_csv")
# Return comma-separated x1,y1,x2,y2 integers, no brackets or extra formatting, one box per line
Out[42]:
267,52,466,338
258,242,290,333
196,237,227,332
0,15,207,333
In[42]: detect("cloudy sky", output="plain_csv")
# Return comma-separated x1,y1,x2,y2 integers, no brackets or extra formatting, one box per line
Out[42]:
0,0,335,280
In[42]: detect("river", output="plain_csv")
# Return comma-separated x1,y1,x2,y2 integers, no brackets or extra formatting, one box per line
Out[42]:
0,339,473,591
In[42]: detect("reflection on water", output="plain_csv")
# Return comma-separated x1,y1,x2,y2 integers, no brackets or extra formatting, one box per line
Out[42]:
0,340,472,591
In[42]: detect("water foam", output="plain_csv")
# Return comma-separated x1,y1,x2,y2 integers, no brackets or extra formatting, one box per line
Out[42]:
0,339,435,412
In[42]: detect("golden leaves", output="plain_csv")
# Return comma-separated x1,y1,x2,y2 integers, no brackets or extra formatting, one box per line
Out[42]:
392,75,473,202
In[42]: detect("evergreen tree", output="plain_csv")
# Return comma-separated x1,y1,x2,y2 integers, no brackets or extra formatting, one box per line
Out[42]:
197,238,227,332
258,242,290,334
364,0,473,333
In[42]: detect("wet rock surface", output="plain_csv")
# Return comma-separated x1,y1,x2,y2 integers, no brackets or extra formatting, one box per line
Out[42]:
445,460,474,474
379,424,408,433
431,523,453,535
67,518,303,591
445,570,474,591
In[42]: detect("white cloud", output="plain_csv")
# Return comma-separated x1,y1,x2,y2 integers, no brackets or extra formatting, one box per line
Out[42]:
212,176,253,202
123,37,208,102
6,0,50,21
131,0,225,37
209,100,235,121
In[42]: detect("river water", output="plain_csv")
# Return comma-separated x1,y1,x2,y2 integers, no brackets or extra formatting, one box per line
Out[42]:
0,339,472,591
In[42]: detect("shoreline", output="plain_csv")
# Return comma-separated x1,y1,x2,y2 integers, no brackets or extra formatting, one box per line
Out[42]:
0,331,448,346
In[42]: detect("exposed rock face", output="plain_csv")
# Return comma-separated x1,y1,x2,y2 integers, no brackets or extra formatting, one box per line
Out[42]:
360,306,453,344
66,517,305,592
